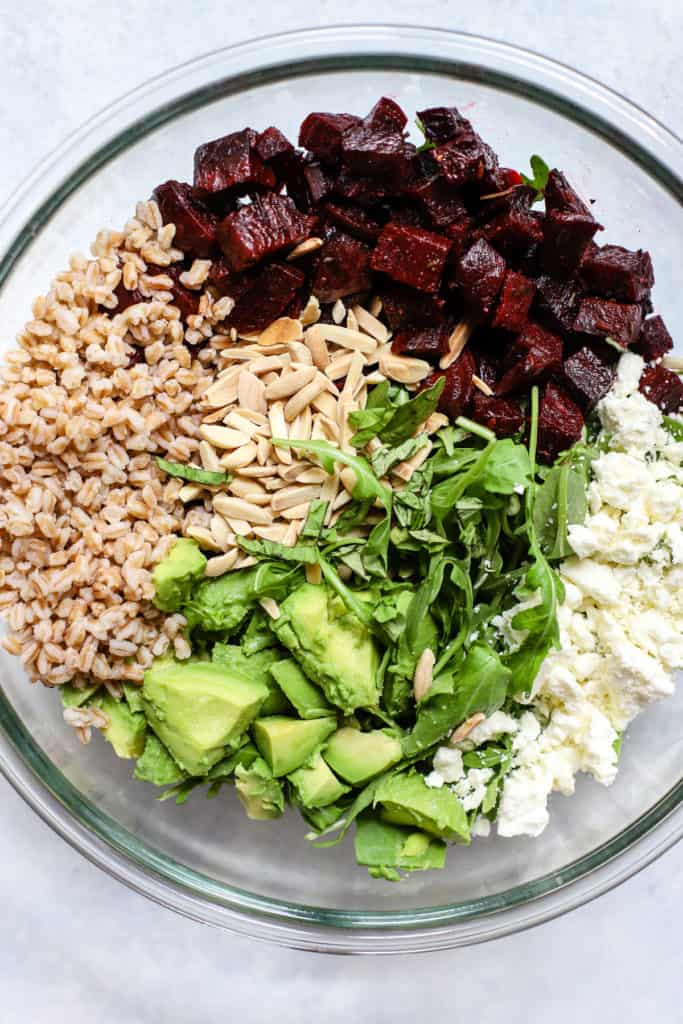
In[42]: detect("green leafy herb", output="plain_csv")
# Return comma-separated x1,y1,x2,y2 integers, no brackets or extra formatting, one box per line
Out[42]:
664,415,683,441
378,377,445,446
371,434,430,479
237,537,319,564
519,154,550,202
155,457,230,486
415,117,436,153
482,439,533,495
300,500,329,539
273,438,392,512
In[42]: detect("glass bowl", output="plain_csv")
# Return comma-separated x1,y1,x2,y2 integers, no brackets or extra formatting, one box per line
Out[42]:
0,25,681,954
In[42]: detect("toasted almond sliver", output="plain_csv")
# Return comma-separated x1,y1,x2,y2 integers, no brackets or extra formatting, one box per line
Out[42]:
204,549,239,576
391,442,432,483
450,712,487,745
317,324,377,354
339,466,358,495
264,474,288,491
185,525,223,552
291,466,327,485
303,325,331,370
332,488,352,511
238,370,267,413
268,402,291,465
234,408,269,427
440,318,475,370
365,370,386,385
472,373,494,396
256,436,271,466
305,562,322,585
199,440,222,473
210,513,234,549
346,307,359,332
422,412,449,434
286,237,324,260
284,376,328,422
228,477,270,504
260,597,280,620
259,317,303,347
271,484,322,512
178,483,203,502
217,346,262,363
280,501,311,521
219,442,258,469
289,405,313,443
369,295,383,318
202,406,232,424
301,295,321,327
332,299,346,324
199,425,251,450
226,517,251,536
223,410,267,438
316,413,341,444
319,473,339,524
282,521,301,546
287,340,314,366
252,523,289,542
324,351,354,380
342,350,366,400
264,366,317,401
413,648,435,702
237,464,279,479
204,372,241,408
352,304,390,343
248,355,287,376
213,494,272,525
379,348,431,385
234,554,257,568
310,391,338,420
662,354,683,371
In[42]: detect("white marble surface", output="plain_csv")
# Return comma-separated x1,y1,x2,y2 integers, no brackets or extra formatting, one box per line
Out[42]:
1,1,682,1019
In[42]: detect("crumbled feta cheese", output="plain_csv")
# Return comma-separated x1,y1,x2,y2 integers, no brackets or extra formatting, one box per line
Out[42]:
432,746,464,784
462,710,519,748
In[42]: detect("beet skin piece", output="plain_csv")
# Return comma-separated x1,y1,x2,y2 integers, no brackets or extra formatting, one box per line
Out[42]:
497,322,563,395
298,112,361,165
455,238,506,316
409,176,470,231
543,169,601,275
482,187,544,259
432,131,498,188
639,364,683,413
324,200,382,242
254,126,294,164
424,348,477,418
391,323,451,360
194,129,276,194
331,167,391,205
341,123,416,182
417,106,472,145
492,270,535,331
533,274,582,333
371,223,451,293
217,194,316,271
379,283,446,330
580,244,654,302
228,262,305,334
310,232,373,303
471,392,525,437
537,382,585,463
573,296,643,347
562,346,615,409
152,181,218,259
633,315,674,362
365,97,408,133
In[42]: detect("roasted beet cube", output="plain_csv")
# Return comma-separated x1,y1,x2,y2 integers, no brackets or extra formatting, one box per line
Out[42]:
432,131,498,188
430,348,477,418
383,205,426,229
580,244,654,302
639,364,683,412
254,126,294,164
341,124,416,182
472,347,502,389
163,265,202,321
193,129,276,194
497,322,563,395
380,283,446,330
471,392,524,437
634,315,674,362
217,194,316,271
365,97,407,133
543,169,601,274
310,231,373,303
492,270,535,331
573,297,643,347
391,323,451,359
302,163,331,206
537,383,584,463
562,346,615,409
332,167,391,205
371,223,451,293
152,181,218,258
417,106,472,145
324,200,382,242
228,262,305,334
298,112,361,165
533,274,582,333
455,238,506,316
482,188,544,258
409,176,470,230
442,218,473,258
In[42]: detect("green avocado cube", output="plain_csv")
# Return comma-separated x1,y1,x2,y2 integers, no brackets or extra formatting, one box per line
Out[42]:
213,644,291,715
99,693,147,759
152,537,207,612
324,727,402,785
269,659,332,719
374,771,470,843
134,734,186,786
287,752,350,808
354,813,446,880
235,757,285,820
252,716,337,777
60,683,101,708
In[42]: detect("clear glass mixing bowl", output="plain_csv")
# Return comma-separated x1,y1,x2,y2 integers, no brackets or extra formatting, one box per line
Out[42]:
0,25,681,953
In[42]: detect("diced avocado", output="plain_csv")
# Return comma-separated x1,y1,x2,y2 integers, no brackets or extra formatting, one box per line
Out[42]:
375,771,470,843
272,583,380,712
241,608,278,655
354,812,446,880
213,643,291,715
235,756,285,820
324,727,402,785
122,682,145,715
98,693,147,759
208,741,260,781
183,563,294,636
142,659,269,776
288,751,350,808
295,798,351,835
252,715,337,777
60,682,100,708
134,734,186,786
270,659,332,719
153,537,207,612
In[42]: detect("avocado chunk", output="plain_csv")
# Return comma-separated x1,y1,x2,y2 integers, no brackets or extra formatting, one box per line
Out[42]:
324,727,402,785
252,715,337,777
241,608,278,655
60,682,100,708
142,659,269,776
354,812,446,880
153,537,207,612
235,756,285,820
374,770,470,842
99,693,147,759
294,798,351,835
213,643,291,715
272,583,380,712
270,659,333,719
288,752,350,808
134,734,186,786
122,682,145,714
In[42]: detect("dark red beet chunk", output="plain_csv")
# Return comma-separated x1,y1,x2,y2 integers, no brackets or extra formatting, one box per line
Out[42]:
434,348,477,418
634,315,674,362
217,194,316,271
228,263,305,334
193,130,276,194
371,223,451,293
580,244,654,302
492,270,535,331
380,283,446,330
639,364,683,412
573,297,643,347
432,131,498,188
455,238,506,316
341,124,416,182
497,322,563,395
299,112,361,164
417,106,472,145
310,232,373,303
409,177,470,231
365,97,407,133
112,281,147,312
302,163,331,206
163,265,201,321
254,127,294,164
543,169,601,274
537,383,585,463
324,200,382,242
471,392,524,437
391,323,451,359
152,181,218,259
562,346,615,409
533,275,582,333
332,167,391,205
481,187,543,259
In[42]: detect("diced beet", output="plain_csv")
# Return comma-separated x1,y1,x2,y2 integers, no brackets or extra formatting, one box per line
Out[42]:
639,364,683,412
379,283,446,330
371,223,451,293
537,383,584,462
391,323,451,360
298,112,361,164
417,106,472,145
634,315,674,362
442,218,473,258
472,347,502,389
163,265,202,321
152,181,218,259
332,167,391,205
206,257,255,301
482,187,544,258
562,346,615,409
573,297,643,347
193,129,276,194
112,281,147,313
482,167,525,194
324,200,382,242
409,176,470,230
365,97,408,133
471,392,524,437
431,131,498,187
533,274,582,333
341,124,416,182
455,238,506,316
228,263,305,334
580,244,654,302
543,169,601,274
432,348,477,418
492,270,535,331
310,232,373,303
254,126,294,164
497,322,563,395
384,205,426,229
302,163,331,206
217,194,316,271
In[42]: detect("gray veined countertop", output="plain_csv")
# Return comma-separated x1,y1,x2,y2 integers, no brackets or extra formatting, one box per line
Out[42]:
1,1,682,1020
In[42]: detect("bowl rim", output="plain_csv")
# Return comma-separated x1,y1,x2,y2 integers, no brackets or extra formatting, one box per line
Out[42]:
0,23,681,953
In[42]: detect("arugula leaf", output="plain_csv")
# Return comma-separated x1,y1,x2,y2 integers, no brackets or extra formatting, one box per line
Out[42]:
318,559,374,629
415,116,436,154
301,500,328,539
237,536,319,564
366,380,392,409
155,457,230,487
378,378,445,446
273,438,392,512
664,415,683,441
482,439,532,495
349,407,394,447
534,454,590,560
431,441,495,519
371,434,429,479
519,154,550,202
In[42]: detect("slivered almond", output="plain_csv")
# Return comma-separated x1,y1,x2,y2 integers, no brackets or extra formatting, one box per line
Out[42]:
289,405,312,442
199,440,222,473
258,317,303,347
332,489,352,511
228,477,270,504
255,436,271,465
223,411,268,437
238,464,278,478
238,370,267,413
213,494,272,525
320,473,339,523
311,391,339,419
216,347,260,363
284,376,327,421
365,370,386,385
346,307,359,332
304,325,331,369
369,295,383,318
252,524,289,541
306,562,322,585
316,324,377,354
379,349,431,385
450,712,486,745
234,554,257,568
263,475,288,491
472,374,494,396
662,354,683,371
260,597,281,619
248,355,287,375
301,295,321,326
324,351,354,380
264,366,317,400
204,370,241,407
282,521,301,546
289,466,327,484
332,299,346,324
440,318,475,369
204,549,239,576
178,483,203,502
339,466,358,495
219,443,258,469
423,412,449,434
391,442,432,482
185,525,223,551
225,517,251,536
268,402,291,464
352,304,389,343
199,425,251,450
287,340,313,365
413,648,435,702
317,414,341,444
286,236,324,260
271,485,322,512
280,502,311,521
210,513,234,549
202,406,232,424
342,350,365,399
